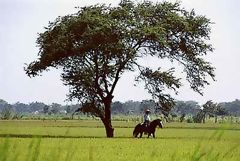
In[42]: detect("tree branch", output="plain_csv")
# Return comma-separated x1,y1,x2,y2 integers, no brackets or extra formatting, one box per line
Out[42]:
93,52,105,100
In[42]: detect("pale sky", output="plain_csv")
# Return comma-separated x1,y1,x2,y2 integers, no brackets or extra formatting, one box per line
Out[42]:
0,0,239,105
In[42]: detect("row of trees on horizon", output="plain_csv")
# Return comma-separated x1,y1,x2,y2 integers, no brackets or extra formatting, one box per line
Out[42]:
0,98,240,120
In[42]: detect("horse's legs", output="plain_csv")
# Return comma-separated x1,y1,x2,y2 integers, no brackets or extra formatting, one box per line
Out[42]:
153,133,155,138
147,132,152,138
140,132,143,138
134,133,138,138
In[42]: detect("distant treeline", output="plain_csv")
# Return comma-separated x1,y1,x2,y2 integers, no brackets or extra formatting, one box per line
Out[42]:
0,98,240,117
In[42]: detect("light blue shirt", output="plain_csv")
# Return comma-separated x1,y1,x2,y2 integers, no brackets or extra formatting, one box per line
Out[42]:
144,114,150,122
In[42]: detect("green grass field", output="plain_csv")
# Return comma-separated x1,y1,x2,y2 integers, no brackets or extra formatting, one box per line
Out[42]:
0,120,240,161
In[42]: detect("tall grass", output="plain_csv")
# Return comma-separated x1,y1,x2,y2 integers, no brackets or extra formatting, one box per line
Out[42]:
0,121,239,161
0,137,10,161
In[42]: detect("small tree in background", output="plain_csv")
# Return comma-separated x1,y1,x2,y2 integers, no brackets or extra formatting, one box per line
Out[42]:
50,103,61,114
43,105,49,114
193,100,228,123
25,0,215,137
0,104,13,120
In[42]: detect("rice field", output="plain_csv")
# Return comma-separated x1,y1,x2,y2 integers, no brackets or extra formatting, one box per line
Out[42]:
0,120,240,161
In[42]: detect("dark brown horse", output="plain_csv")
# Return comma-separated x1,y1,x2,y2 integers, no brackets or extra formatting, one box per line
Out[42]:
133,119,163,138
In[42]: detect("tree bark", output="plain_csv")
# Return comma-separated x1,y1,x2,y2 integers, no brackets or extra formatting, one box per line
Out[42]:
202,114,206,123
102,119,114,137
101,116,114,137
102,96,114,137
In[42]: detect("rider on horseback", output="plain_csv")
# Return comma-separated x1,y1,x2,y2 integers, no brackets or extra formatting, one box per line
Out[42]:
143,109,151,128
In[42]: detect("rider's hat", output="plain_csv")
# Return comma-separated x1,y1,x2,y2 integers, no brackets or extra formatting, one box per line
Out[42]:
145,109,150,113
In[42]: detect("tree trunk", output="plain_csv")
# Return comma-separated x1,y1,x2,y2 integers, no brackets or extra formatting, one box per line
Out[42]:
202,114,206,123
102,119,114,137
102,96,114,137
215,115,217,123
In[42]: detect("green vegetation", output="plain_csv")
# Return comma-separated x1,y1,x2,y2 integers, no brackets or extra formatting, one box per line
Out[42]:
25,0,215,137
0,120,239,161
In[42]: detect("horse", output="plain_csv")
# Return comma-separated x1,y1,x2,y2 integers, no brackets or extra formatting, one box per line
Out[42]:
133,119,163,138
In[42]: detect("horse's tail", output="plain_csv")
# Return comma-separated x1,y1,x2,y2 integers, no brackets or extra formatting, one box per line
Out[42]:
133,127,137,137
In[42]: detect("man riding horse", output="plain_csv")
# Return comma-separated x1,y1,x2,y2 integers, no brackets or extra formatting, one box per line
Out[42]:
144,109,151,127
133,118,163,138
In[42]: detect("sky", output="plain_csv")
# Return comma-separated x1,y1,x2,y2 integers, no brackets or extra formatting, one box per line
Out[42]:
0,0,240,105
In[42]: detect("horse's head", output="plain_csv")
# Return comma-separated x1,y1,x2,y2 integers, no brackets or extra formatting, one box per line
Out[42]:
157,119,163,128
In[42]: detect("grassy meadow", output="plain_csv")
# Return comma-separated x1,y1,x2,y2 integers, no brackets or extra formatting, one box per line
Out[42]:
0,120,240,161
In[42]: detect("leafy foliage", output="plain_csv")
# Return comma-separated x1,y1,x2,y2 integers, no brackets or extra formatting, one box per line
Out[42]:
25,0,215,136
220,99,240,116
0,104,13,120
173,101,200,115
193,100,228,123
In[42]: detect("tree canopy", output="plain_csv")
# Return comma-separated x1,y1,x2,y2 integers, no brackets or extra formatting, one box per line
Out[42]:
25,0,215,137
193,100,228,123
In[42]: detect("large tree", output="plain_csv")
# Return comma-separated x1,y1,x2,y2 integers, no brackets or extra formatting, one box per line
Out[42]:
25,0,215,137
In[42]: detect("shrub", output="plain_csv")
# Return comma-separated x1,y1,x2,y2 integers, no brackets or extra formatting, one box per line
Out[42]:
0,105,13,120
186,117,194,123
